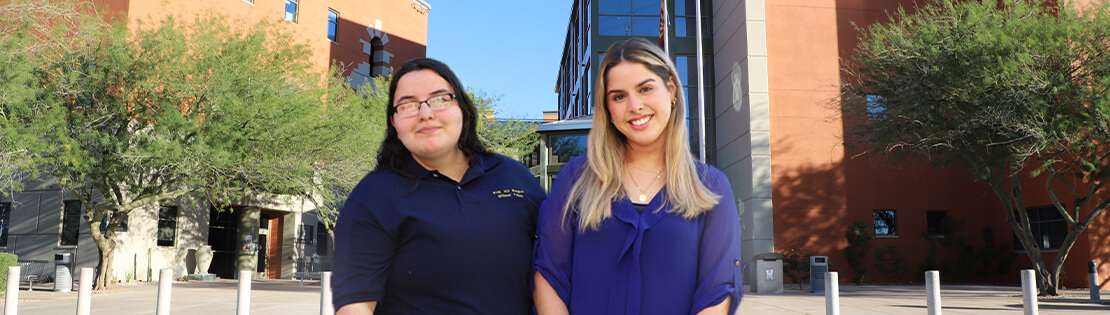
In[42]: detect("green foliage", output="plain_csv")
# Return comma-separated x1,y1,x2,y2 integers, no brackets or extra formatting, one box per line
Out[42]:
841,0,1110,295
873,245,907,282
0,1,380,288
0,253,17,286
918,217,1017,283
843,221,873,284
470,90,541,160
780,249,810,290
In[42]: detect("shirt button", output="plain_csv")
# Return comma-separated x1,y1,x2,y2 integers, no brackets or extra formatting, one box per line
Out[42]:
457,186,462,190
735,260,740,266
432,174,439,177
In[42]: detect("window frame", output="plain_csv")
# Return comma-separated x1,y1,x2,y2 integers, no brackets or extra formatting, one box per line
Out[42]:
298,224,315,244
61,200,82,246
284,0,299,24
157,205,178,247
1014,205,1067,252
926,210,948,238
873,209,898,238
316,221,329,256
0,202,10,247
327,9,339,43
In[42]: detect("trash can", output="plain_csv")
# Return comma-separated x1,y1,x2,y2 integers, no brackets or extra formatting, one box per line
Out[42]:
810,256,829,294
752,253,784,293
54,253,73,292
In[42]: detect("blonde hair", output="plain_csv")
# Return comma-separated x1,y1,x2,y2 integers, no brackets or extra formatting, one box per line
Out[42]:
563,37,720,232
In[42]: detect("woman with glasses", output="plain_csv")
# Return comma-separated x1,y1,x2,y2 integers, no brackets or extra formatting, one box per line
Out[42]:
332,58,544,314
533,38,742,315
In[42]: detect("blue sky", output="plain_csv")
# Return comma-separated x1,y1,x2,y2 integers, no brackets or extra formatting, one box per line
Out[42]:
426,1,572,119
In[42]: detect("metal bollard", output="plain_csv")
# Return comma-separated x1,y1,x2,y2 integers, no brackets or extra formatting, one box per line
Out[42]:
321,271,334,315
156,268,173,315
1090,261,1101,301
6,266,20,315
237,270,252,315
926,270,942,315
825,271,839,315
1021,269,1038,315
78,267,94,315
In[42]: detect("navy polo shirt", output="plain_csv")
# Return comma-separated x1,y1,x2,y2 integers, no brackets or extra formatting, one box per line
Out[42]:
331,152,544,314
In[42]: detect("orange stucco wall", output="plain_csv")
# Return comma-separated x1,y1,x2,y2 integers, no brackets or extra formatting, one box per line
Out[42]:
764,0,1109,289
91,0,427,78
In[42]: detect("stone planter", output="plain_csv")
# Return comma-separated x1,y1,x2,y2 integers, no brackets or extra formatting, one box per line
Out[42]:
196,245,214,275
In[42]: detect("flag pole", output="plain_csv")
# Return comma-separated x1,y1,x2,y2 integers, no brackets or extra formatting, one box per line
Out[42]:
695,0,706,162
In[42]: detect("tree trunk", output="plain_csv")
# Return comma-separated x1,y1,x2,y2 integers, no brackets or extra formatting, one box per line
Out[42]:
991,177,1057,295
92,234,115,290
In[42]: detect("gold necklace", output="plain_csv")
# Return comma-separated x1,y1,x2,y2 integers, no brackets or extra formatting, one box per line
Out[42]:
628,168,663,202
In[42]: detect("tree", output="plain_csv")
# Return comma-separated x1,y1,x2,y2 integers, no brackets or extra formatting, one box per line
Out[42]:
840,0,1110,295
471,91,541,160
2,1,359,289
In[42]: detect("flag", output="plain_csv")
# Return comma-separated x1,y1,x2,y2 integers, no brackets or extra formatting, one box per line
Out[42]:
659,0,668,51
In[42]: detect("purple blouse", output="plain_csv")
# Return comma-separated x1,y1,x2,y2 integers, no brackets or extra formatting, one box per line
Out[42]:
533,157,743,315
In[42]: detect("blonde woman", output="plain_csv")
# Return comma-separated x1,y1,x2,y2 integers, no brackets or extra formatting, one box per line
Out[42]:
533,38,742,315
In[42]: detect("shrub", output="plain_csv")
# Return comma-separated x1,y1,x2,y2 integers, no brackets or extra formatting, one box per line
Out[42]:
0,253,18,285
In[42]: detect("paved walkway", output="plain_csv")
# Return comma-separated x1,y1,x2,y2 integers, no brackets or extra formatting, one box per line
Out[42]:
1,280,1107,314
738,284,1110,314
3,279,325,315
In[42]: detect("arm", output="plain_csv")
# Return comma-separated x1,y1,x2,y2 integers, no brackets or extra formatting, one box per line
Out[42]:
532,158,584,313
534,271,570,315
694,297,730,315
336,302,377,315
331,183,397,311
691,169,743,314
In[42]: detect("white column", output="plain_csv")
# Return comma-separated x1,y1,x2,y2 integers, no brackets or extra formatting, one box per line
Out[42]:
321,271,334,315
77,267,94,315
6,266,20,315
1021,269,1038,315
237,270,252,315
925,270,941,315
156,268,173,315
825,271,839,315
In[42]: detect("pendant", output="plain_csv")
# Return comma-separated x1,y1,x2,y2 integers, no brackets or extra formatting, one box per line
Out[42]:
638,194,647,202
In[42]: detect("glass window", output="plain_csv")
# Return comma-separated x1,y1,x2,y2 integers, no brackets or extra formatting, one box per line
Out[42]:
316,222,329,255
599,0,631,14
0,202,9,247
866,95,887,119
299,224,315,244
284,0,299,23
674,0,708,38
600,0,660,37
632,16,660,36
61,200,82,246
327,9,339,42
599,16,632,36
548,134,588,164
1014,206,1067,250
99,212,128,233
157,206,178,247
926,210,948,236
874,209,897,236
632,0,658,15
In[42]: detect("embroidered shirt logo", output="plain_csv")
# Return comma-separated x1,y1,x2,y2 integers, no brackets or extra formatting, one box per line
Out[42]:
492,188,525,199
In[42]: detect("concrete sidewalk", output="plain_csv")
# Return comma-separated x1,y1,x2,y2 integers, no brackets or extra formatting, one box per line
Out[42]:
738,284,1110,314
2,280,1108,314
3,279,325,315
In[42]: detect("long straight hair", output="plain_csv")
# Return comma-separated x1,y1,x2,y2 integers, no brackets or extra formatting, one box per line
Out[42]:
564,37,720,232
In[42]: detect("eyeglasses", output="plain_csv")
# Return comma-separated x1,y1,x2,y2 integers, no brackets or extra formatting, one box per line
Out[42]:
393,93,456,118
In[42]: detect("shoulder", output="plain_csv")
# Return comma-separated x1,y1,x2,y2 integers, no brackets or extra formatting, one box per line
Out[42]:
695,162,731,192
350,169,406,198
560,156,588,176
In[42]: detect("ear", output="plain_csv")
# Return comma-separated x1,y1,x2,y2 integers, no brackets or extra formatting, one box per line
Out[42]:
667,75,679,94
